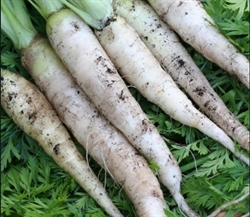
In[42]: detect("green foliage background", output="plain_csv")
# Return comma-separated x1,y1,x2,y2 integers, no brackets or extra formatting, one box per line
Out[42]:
1,0,249,216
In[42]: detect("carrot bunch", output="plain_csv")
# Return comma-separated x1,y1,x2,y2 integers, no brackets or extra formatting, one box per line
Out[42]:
1,0,249,216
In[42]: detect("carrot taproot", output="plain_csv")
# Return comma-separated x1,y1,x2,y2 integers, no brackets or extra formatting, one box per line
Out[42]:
2,1,167,215
147,0,250,89
21,37,167,217
92,14,249,166
0,69,123,217
113,0,250,150
1,1,124,216
28,1,200,216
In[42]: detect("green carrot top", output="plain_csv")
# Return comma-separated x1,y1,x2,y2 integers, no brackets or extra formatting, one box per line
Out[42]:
27,0,64,19
1,0,113,49
27,0,113,30
1,0,37,50
60,0,114,30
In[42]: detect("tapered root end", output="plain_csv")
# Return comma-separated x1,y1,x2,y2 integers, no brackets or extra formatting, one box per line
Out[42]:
233,151,250,166
172,193,200,217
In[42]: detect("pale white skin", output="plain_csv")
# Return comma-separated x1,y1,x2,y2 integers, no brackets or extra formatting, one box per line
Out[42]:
94,15,249,166
114,0,250,151
21,37,166,217
148,0,250,89
46,8,187,212
0,69,123,217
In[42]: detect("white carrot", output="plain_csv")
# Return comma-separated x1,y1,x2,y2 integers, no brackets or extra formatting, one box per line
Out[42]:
61,0,249,166
2,1,167,215
28,1,198,216
93,14,249,166
21,37,167,217
147,0,250,89
64,1,250,167
1,1,123,216
0,69,123,217
113,0,250,150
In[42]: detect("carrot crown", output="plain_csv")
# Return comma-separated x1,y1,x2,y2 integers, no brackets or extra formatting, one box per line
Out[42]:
27,0,109,30
27,0,64,20
60,0,114,30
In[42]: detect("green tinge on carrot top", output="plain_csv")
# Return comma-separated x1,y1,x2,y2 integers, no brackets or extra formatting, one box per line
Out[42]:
75,0,113,22
27,0,104,30
27,0,64,20
1,9,18,45
60,0,114,30
1,0,37,50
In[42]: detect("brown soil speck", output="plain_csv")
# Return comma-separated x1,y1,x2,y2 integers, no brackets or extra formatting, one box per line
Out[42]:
118,90,128,101
53,144,60,155
28,111,37,121
178,59,185,67
26,96,32,104
7,92,17,101
104,17,117,27
204,100,210,108
106,67,116,74
70,21,80,31
157,24,162,28
193,87,206,96
152,190,161,198
178,1,183,6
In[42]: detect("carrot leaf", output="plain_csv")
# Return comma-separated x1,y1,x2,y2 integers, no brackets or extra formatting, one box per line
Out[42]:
223,0,249,20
